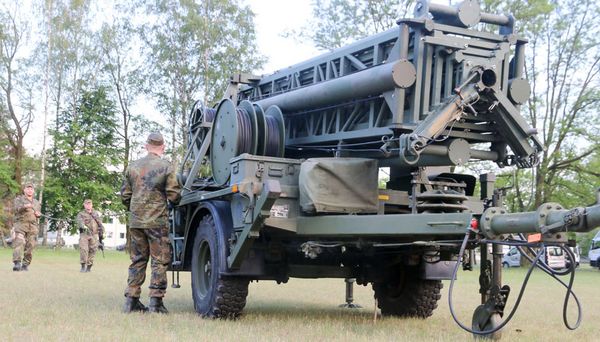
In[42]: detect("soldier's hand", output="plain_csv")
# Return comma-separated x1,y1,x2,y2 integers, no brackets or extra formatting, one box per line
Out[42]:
34,211,41,217
24,203,33,208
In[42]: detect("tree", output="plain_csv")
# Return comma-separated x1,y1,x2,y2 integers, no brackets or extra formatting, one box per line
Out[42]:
43,87,123,235
0,3,35,187
286,0,414,51
526,0,600,207
27,0,99,245
139,0,265,158
0,128,18,246
42,0,100,133
99,11,140,174
483,0,600,210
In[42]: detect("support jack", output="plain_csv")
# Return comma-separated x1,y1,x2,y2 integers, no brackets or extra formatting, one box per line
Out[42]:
339,278,362,309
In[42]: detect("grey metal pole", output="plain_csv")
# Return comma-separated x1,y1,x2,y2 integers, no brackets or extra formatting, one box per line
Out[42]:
255,61,398,113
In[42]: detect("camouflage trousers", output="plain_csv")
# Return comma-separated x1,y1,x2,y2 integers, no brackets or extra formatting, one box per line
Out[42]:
79,233,98,266
124,227,171,298
13,230,37,266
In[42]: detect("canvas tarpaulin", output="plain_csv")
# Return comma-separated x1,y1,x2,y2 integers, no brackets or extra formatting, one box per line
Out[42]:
299,158,378,214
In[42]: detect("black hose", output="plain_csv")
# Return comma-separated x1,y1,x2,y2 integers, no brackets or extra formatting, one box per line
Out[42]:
449,229,545,336
449,232,583,336
512,236,581,330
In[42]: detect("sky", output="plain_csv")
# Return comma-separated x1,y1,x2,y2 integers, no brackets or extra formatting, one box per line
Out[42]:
247,0,321,73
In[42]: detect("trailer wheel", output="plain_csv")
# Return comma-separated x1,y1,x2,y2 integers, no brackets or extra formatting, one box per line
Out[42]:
191,215,249,318
372,267,442,318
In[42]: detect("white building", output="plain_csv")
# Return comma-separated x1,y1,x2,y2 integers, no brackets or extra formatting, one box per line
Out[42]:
44,216,127,249
101,217,127,248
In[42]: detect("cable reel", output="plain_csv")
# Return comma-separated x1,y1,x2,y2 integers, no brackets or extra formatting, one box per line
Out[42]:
210,99,286,186
263,105,285,158
188,100,216,153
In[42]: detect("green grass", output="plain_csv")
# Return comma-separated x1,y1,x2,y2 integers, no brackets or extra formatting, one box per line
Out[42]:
0,247,598,341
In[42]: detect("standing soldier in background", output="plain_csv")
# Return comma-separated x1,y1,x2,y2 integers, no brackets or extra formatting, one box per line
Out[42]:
121,132,181,314
12,183,41,271
77,199,104,273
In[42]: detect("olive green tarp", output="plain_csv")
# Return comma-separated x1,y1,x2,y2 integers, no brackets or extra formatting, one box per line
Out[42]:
299,158,378,214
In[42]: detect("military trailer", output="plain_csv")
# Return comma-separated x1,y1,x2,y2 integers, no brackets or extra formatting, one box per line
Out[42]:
170,0,600,337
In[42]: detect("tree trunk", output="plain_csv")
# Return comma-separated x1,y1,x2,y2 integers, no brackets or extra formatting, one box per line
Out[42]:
39,1,53,246
13,142,22,186
0,229,6,248
55,222,63,250
123,136,129,174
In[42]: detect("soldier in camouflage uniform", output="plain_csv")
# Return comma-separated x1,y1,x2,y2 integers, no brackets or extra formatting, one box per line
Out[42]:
77,199,104,273
12,183,41,271
121,132,181,314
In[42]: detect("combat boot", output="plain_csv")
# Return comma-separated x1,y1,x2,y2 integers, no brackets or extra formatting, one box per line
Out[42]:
86,264,92,272
122,296,148,313
149,297,169,314
12,261,21,271
80,264,86,273
21,264,28,271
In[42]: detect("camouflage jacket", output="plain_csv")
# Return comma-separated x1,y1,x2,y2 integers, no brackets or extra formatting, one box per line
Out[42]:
76,210,103,235
13,195,41,225
121,152,181,228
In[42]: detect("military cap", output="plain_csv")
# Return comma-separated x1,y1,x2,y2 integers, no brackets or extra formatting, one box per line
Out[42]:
146,132,165,146
23,182,34,189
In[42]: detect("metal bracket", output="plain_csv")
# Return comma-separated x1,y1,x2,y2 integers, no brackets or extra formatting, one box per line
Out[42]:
182,126,212,194
227,179,281,269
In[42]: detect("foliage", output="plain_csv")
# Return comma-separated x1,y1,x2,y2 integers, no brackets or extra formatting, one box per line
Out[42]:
42,0,99,114
98,7,145,174
43,87,123,232
0,132,18,238
286,0,414,51
0,135,18,197
0,2,38,186
489,0,600,212
139,0,265,157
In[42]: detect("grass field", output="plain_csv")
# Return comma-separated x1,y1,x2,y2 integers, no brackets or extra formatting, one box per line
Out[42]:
0,247,598,341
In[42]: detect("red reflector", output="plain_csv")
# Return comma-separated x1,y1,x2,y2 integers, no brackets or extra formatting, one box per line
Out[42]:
470,218,479,230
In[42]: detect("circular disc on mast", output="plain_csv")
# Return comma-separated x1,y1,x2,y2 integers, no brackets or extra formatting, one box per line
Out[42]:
210,99,238,186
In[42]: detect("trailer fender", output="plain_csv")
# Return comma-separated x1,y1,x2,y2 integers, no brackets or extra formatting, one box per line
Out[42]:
183,200,233,272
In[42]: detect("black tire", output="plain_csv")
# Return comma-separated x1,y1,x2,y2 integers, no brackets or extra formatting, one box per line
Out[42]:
191,215,249,318
502,262,509,268
372,266,443,318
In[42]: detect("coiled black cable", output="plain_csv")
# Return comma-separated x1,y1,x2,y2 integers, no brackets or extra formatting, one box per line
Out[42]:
512,235,582,329
264,115,281,157
236,108,253,154
204,108,216,123
449,230,582,336
449,229,545,336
